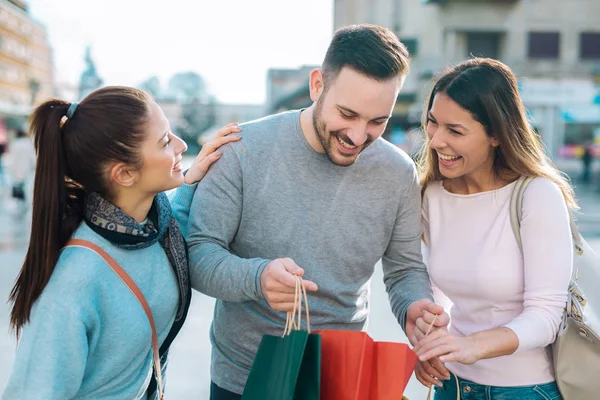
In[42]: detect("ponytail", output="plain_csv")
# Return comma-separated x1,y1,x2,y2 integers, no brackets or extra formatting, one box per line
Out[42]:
9,87,153,338
9,100,85,339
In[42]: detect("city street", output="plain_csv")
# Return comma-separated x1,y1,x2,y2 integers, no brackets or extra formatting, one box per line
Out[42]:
0,179,599,399
1,0,599,397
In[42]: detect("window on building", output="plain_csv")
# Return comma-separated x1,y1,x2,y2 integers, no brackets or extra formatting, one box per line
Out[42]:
466,32,501,59
580,32,600,60
402,38,418,56
528,32,560,59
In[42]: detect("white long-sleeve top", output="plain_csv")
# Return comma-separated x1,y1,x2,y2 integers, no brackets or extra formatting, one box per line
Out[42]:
5,137,36,183
422,178,572,386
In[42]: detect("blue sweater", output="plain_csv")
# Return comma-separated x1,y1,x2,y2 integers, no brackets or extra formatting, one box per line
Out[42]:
3,185,196,400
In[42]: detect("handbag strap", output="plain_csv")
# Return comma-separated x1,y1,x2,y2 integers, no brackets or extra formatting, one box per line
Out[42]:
64,239,164,400
509,176,584,256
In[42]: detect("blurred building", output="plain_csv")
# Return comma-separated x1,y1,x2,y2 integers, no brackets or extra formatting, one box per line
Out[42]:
266,65,317,113
334,0,600,157
0,0,53,126
197,103,265,145
157,98,183,129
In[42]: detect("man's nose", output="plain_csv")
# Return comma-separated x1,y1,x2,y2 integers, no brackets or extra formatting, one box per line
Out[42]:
345,122,370,147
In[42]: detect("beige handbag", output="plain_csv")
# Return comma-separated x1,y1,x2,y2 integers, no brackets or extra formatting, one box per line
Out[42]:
510,176,600,400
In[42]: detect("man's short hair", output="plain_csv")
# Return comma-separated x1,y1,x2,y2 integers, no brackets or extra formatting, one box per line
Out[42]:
322,24,410,84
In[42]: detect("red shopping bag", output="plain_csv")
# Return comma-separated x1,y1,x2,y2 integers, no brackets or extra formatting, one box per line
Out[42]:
316,330,418,400
370,341,418,399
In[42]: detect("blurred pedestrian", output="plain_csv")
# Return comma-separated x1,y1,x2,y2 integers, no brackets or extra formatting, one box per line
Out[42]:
581,143,593,183
5,129,36,208
0,122,7,188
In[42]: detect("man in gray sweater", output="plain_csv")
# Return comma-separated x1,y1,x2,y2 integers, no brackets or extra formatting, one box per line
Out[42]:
182,24,448,399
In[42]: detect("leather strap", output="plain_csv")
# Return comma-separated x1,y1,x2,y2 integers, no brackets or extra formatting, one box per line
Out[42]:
510,176,584,255
64,239,164,399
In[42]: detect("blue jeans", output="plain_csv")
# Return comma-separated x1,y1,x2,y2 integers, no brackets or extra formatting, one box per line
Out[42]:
433,373,562,400
210,382,241,400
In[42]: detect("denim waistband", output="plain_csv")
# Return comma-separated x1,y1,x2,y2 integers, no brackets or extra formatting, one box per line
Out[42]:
433,372,562,400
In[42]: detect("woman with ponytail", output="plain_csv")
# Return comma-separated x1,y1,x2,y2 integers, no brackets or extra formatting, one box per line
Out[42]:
4,86,241,399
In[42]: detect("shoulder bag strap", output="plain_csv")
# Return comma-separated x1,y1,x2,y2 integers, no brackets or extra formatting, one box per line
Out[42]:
64,238,164,400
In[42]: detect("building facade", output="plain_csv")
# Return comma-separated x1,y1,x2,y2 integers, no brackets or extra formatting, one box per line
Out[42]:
266,65,317,113
0,0,53,125
197,102,265,145
334,0,600,156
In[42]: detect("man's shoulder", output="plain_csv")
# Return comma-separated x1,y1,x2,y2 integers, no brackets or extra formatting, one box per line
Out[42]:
238,110,300,139
367,138,417,173
220,110,300,158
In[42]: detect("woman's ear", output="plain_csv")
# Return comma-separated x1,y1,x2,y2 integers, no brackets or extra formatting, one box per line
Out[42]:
109,162,138,188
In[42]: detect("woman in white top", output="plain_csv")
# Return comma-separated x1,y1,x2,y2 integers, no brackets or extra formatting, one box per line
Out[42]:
5,128,36,205
413,58,575,399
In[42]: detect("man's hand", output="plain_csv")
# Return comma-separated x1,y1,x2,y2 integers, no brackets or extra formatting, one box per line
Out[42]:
415,358,450,388
407,300,451,388
260,258,318,311
405,299,449,346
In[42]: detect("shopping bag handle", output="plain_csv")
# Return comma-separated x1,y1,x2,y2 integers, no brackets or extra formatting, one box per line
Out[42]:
283,276,311,336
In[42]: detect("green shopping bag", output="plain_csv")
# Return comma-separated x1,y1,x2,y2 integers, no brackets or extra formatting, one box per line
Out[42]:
242,277,321,400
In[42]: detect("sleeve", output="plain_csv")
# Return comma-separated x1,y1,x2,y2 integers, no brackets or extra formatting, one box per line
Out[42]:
419,187,451,309
382,166,434,331
504,178,573,351
169,181,198,238
3,300,88,399
185,142,270,301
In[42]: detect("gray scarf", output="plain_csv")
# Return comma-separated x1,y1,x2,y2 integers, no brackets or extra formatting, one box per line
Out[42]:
83,192,190,321
83,192,191,398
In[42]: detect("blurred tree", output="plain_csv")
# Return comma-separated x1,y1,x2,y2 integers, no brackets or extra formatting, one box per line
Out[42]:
167,71,215,153
139,76,162,98
168,72,206,102
178,96,217,154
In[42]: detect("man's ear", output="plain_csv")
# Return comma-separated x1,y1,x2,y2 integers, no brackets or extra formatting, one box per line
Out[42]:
309,69,326,102
109,162,137,188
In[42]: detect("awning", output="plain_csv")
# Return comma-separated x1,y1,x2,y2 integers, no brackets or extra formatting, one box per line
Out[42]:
561,106,600,124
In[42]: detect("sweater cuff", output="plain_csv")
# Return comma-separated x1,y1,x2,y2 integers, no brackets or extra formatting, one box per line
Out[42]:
401,292,435,332
253,260,270,301
502,322,530,352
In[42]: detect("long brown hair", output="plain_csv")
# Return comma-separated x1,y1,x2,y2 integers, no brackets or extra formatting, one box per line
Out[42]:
418,58,577,210
9,86,153,338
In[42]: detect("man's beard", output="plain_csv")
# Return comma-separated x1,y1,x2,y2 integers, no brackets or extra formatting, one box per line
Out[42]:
312,96,337,163
312,97,372,167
